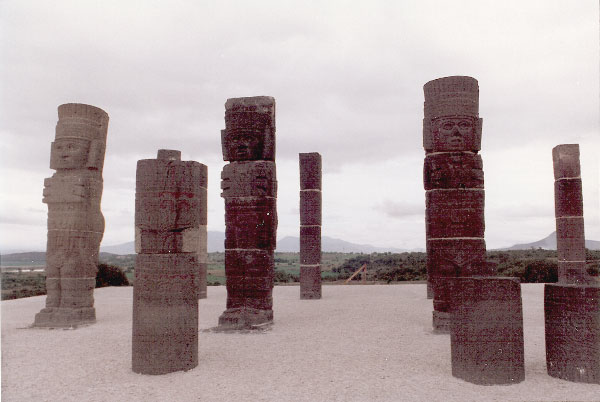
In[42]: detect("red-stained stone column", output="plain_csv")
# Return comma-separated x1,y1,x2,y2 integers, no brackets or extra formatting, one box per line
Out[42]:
218,96,277,329
34,103,109,328
545,144,599,384
132,149,205,375
423,77,525,384
449,277,525,384
422,76,490,333
299,152,322,299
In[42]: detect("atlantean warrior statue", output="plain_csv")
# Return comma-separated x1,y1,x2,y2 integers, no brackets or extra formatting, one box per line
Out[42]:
132,149,205,374
299,152,322,299
422,76,487,332
545,144,599,384
423,77,524,385
218,96,277,329
34,103,109,327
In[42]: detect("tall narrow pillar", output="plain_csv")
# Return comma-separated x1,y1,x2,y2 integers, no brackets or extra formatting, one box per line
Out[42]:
545,144,599,384
218,96,277,329
34,103,109,328
132,149,204,375
299,152,322,299
422,76,488,333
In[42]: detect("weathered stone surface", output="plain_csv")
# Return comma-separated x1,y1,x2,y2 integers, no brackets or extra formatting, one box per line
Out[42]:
132,150,206,374
299,152,322,300
554,179,584,218
553,144,581,180
300,226,321,265
422,76,488,331
300,190,322,226
135,156,207,231
552,143,590,286
423,76,482,153
221,161,277,198
219,96,277,329
224,197,277,250
222,96,275,162
299,152,322,190
132,254,198,375
545,284,600,384
425,189,485,238
423,152,483,190
450,277,525,385
300,265,322,299
34,103,108,328
427,237,490,330
556,219,586,262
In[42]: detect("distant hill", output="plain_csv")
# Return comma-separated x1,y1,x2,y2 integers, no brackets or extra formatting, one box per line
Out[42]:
499,231,600,251
99,232,408,254
277,236,407,253
100,231,226,254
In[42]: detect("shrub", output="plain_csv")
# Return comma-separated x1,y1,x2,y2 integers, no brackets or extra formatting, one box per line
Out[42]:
96,263,130,287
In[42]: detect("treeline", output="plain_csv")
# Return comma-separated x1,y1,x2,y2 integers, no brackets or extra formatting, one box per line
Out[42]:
333,249,600,284
1,263,129,300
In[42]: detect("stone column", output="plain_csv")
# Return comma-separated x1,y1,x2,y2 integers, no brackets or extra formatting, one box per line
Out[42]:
552,144,589,284
218,96,277,329
449,277,525,384
299,152,322,299
34,103,109,328
132,149,205,375
422,76,488,332
545,144,599,384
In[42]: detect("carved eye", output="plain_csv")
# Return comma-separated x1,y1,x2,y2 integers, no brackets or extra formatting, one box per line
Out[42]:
458,121,472,129
442,122,454,130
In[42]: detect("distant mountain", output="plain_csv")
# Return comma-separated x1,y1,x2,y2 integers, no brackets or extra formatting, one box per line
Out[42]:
499,231,600,251
99,232,408,254
277,236,407,253
100,231,226,254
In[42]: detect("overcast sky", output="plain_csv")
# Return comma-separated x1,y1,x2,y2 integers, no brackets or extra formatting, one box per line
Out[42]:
1,0,598,252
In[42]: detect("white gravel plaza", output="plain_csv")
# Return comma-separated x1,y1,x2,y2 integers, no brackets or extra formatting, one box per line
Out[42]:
2,284,598,402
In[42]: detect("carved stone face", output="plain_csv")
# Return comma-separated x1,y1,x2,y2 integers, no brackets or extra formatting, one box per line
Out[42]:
51,138,90,169
224,129,265,160
435,117,474,151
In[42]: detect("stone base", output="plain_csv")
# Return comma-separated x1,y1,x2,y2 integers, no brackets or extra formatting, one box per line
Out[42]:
218,307,273,330
450,277,525,385
545,283,600,384
432,310,451,334
33,307,96,328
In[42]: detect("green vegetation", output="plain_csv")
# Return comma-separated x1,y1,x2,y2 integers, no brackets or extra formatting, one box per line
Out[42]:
96,263,130,287
3,249,598,300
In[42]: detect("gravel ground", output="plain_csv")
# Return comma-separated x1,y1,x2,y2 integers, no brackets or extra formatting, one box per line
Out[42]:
1,284,598,402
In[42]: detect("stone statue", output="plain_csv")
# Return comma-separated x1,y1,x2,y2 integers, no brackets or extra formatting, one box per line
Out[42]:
218,96,277,329
545,144,599,384
422,76,488,332
34,103,108,327
423,77,524,384
299,152,322,299
132,149,205,374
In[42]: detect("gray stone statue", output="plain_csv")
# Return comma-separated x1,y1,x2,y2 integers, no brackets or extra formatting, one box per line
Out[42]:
34,103,109,327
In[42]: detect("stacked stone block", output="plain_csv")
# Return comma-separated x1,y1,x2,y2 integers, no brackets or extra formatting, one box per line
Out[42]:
218,96,277,329
422,76,489,332
299,152,322,299
449,277,525,384
545,144,599,384
422,77,525,384
34,103,109,327
132,149,205,375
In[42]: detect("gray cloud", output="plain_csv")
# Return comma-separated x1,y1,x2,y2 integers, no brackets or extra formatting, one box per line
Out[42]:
1,0,597,250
